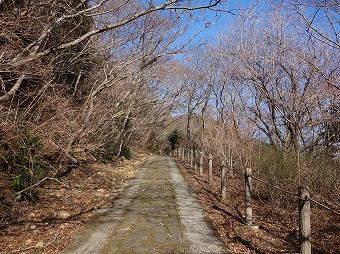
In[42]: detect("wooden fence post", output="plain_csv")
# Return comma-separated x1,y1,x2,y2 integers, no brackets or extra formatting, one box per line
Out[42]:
186,148,190,163
245,168,252,226
199,151,203,176
190,149,193,168
208,154,213,185
186,148,189,163
299,186,311,254
194,150,197,172
221,160,227,200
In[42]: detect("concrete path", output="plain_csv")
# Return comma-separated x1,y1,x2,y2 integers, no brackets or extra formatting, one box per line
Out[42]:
61,156,227,254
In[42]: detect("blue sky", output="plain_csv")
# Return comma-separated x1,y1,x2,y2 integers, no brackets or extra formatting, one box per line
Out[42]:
178,0,261,46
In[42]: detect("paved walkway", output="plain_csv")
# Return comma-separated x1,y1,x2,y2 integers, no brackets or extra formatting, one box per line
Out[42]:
61,156,227,254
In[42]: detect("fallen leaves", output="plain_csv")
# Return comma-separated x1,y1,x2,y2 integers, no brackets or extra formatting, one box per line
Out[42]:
0,152,148,253
176,158,340,254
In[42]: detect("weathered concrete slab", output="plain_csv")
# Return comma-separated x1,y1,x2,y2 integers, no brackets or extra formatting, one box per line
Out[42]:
168,158,227,254
61,156,227,254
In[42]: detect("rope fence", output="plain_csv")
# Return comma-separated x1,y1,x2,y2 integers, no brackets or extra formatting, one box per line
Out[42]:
307,197,340,216
226,168,340,214
172,147,340,254
250,175,299,197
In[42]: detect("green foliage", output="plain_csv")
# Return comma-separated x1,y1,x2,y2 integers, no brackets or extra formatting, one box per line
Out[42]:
167,129,181,150
146,131,167,154
120,144,131,160
254,143,298,182
252,142,339,207
6,131,49,201
94,135,131,162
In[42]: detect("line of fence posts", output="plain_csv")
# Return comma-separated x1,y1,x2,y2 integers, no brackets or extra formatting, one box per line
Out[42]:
244,168,311,254
175,147,312,254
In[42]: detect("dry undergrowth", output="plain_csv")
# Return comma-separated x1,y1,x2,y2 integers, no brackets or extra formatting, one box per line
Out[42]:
175,158,340,254
1,154,338,254
0,151,149,254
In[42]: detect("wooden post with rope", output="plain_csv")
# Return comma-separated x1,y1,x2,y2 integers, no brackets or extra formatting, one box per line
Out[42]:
190,149,193,168
199,151,203,176
194,150,197,172
221,160,227,200
299,186,311,254
245,167,253,226
208,154,213,185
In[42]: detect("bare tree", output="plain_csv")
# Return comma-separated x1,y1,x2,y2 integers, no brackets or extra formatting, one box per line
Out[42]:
277,0,339,49
0,0,230,103
216,12,339,153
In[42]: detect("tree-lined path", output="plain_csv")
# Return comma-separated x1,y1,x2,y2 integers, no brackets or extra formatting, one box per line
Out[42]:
61,156,227,254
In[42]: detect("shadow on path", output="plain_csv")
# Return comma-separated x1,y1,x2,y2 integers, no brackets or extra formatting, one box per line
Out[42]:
61,156,227,254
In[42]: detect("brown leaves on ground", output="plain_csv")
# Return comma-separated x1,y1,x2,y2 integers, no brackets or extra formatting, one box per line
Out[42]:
1,155,338,254
176,158,340,254
0,152,149,254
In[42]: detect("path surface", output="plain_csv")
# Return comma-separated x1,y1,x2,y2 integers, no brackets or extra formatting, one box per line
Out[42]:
61,156,227,254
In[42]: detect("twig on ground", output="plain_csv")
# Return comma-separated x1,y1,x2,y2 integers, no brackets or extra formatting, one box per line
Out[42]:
14,177,69,198
7,231,59,253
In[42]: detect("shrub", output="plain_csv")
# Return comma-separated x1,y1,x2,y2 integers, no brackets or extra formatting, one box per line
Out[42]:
254,144,298,182
252,142,339,207
120,144,131,160
5,130,49,201
168,129,181,150
94,135,131,162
